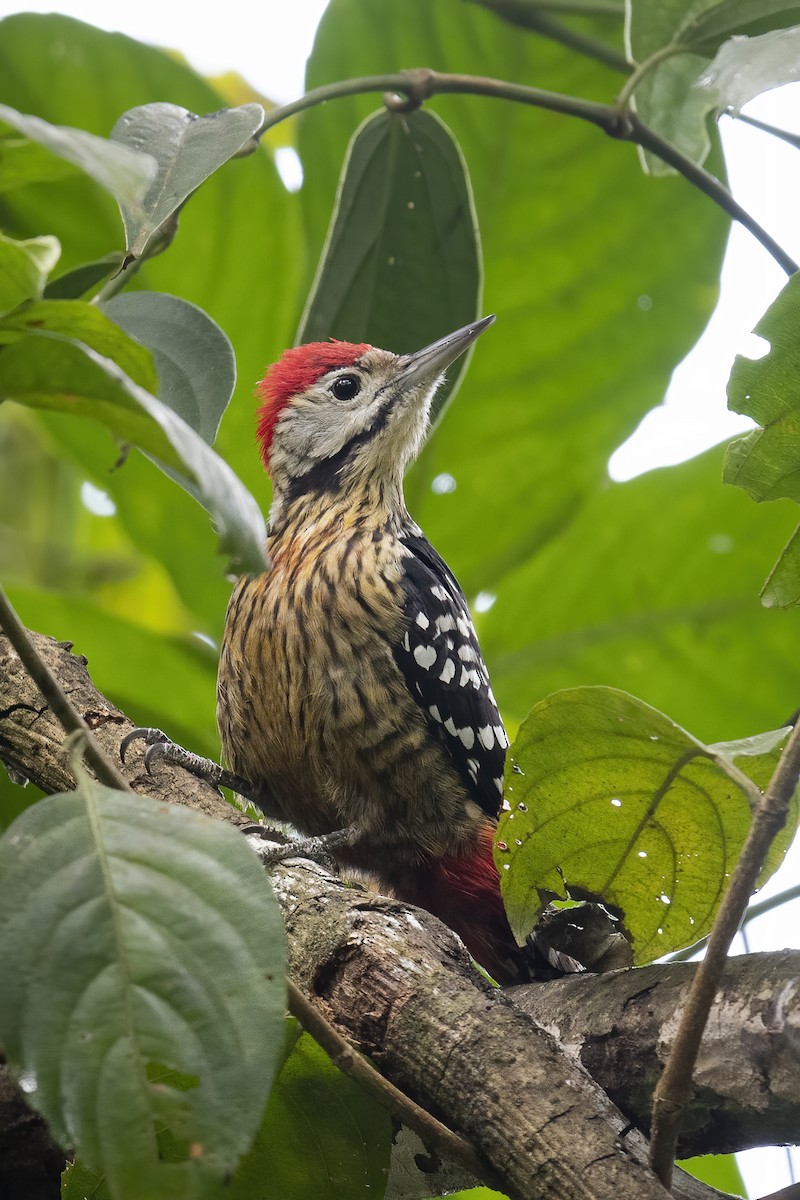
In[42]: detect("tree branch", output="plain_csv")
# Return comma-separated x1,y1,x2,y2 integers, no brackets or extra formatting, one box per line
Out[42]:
1,631,793,1200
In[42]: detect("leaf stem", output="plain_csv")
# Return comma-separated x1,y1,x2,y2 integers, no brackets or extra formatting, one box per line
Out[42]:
0,586,130,792
648,719,800,1188
615,43,688,113
286,978,501,1189
257,68,798,277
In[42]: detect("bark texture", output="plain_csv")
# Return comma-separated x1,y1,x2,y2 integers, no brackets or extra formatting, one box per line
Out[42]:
1,632,798,1200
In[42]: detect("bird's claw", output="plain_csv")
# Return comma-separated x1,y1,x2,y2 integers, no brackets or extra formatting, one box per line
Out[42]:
120,726,173,771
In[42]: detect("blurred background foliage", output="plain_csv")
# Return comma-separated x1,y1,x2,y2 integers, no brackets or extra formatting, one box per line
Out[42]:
0,3,795,799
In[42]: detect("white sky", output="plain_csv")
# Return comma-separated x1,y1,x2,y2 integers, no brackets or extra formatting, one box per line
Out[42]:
2,3,799,1193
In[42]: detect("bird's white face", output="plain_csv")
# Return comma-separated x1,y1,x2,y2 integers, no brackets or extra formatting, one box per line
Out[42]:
267,347,440,496
256,317,495,509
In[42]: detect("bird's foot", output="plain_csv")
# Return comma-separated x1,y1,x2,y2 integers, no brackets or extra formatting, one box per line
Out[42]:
120,726,260,804
245,824,358,872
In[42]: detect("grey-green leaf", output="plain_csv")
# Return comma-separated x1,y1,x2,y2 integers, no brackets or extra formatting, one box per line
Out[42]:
0,102,156,224
110,102,265,258
497,686,759,963
0,232,60,316
102,291,235,445
298,108,481,425
0,333,267,573
0,769,286,1199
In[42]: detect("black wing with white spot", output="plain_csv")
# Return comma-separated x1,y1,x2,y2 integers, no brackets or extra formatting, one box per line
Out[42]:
393,533,508,819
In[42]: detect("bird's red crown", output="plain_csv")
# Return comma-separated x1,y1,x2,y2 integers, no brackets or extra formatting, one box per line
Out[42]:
256,339,371,470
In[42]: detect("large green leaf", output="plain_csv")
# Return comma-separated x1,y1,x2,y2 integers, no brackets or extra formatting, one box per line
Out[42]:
0,12,301,624
481,448,800,742
102,291,236,445
228,1033,391,1200
109,102,265,258
0,333,267,573
0,763,286,1199
301,0,727,595
497,686,765,963
298,108,481,423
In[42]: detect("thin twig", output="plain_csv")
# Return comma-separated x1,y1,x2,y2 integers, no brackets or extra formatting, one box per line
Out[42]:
0,586,131,792
256,68,798,277
730,110,800,153
648,720,800,1188
286,978,503,1191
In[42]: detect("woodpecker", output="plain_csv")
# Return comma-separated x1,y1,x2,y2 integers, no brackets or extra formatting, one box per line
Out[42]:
211,314,552,984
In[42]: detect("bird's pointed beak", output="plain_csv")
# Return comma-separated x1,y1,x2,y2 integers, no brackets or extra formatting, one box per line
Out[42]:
397,315,495,391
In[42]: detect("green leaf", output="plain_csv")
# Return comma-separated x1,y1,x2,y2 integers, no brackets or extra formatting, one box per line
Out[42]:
0,126,79,191
496,686,758,963
302,0,727,595
0,232,60,316
110,102,265,258
625,1,800,171
0,763,286,1199
0,298,158,392
761,522,800,608
0,101,156,230
228,1033,391,1200
45,254,124,300
676,0,800,52
102,292,235,445
693,23,800,110
0,12,301,624
725,274,800,582
481,446,800,745
625,2,713,172
0,334,267,573
62,1158,111,1200
678,1153,746,1196
298,108,481,424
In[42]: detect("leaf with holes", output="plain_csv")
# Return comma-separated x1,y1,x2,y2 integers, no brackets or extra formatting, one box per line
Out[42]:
0,760,286,1200
102,291,235,445
298,107,481,425
227,1032,391,1200
496,686,766,964
110,102,264,258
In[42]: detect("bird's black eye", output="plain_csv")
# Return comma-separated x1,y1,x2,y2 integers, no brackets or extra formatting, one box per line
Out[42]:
331,374,361,401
